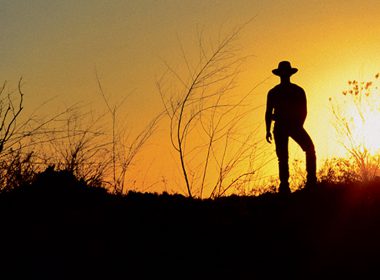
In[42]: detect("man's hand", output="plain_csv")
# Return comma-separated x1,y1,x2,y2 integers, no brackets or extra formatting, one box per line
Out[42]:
266,132,272,144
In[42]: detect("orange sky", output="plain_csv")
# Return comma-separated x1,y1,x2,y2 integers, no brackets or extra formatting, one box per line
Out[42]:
2,1,380,195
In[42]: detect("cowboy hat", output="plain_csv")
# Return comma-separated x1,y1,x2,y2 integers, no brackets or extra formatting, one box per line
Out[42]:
272,61,298,76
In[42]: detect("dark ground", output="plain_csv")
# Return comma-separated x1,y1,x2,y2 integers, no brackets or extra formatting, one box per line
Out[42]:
1,169,380,279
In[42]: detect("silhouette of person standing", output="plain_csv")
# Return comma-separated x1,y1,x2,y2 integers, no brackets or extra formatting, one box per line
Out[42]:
265,61,317,194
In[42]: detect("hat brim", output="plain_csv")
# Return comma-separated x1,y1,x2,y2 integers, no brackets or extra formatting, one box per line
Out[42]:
272,68,298,76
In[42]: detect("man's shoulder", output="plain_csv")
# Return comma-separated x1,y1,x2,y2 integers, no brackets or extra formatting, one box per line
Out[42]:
268,84,281,95
290,83,305,92
268,83,305,95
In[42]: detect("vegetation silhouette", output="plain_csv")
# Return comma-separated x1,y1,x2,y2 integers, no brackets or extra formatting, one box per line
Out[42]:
0,77,161,195
329,73,380,182
266,61,317,194
1,167,380,279
158,20,270,199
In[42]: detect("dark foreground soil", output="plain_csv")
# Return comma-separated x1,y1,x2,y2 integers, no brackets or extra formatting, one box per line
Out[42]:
1,170,380,279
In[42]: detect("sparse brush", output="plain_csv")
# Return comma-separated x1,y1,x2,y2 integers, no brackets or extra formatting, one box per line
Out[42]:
329,73,380,182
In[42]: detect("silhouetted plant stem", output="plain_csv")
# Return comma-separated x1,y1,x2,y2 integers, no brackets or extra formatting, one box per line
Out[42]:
158,20,270,198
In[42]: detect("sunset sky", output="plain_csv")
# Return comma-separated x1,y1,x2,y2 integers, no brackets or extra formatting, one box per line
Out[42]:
2,0,380,194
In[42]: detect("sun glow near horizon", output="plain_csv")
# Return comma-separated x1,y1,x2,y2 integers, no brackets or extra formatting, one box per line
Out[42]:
329,73,380,157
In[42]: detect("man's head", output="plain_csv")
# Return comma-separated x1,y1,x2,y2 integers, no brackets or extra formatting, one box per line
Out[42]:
272,61,298,77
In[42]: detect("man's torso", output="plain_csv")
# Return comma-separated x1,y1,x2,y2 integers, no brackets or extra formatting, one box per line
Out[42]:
268,83,306,126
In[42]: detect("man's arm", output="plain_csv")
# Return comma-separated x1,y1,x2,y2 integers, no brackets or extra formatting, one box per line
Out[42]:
265,92,274,143
299,88,307,125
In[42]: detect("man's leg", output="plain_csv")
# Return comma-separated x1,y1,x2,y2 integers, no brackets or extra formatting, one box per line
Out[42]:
274,126,290,193
290,127,317,187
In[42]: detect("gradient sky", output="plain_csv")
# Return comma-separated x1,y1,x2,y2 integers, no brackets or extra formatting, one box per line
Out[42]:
2,0,380,194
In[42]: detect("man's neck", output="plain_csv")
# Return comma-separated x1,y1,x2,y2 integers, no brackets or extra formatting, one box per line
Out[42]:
281,77,290,85
280,76,291,84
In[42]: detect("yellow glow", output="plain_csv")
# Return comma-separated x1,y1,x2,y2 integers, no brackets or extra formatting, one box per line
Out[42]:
329,74,380,157
347,105,380,155
3,1,380,194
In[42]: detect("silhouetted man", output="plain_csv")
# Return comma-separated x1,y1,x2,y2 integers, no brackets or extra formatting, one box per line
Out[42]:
265,61,316,194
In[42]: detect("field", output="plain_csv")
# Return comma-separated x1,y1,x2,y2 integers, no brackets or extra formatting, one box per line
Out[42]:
1,169,380,279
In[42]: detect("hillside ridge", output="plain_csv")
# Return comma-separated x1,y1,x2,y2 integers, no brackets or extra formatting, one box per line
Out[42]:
0,170,379,279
